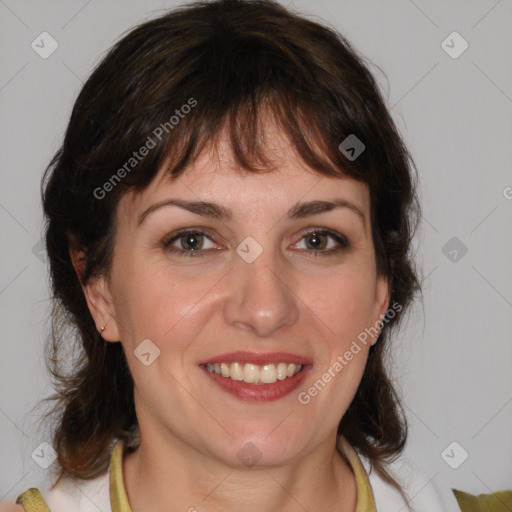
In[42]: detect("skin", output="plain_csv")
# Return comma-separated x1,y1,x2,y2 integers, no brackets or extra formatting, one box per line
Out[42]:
70,122,390,512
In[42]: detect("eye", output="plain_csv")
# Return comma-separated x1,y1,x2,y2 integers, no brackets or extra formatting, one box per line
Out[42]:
161,227,350,258
292,228,350,256
162,228,219,258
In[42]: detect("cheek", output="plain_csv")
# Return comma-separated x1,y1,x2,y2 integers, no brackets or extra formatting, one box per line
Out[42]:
303,264,377,340
111,257,214,346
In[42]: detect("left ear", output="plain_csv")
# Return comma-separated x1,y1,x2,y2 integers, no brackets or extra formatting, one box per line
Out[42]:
369,274,391,345
69,246,121,343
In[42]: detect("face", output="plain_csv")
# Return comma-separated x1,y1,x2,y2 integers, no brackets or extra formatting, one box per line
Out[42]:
80,123,390,469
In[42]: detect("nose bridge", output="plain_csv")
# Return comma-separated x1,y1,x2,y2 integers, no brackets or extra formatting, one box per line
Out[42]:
223,237,299,335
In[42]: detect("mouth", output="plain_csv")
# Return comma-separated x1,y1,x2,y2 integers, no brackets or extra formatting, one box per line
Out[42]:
204,361,304,383
199,351,312,402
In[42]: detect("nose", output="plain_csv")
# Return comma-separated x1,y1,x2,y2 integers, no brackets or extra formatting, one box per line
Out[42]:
223,243,299,338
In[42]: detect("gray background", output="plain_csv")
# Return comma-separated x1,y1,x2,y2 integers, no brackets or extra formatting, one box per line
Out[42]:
1,0,511,509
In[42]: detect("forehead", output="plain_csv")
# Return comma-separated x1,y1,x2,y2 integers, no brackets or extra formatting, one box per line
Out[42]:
119,121,370,222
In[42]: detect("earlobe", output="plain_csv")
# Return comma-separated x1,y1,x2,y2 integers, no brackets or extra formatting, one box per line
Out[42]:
69,247,121,342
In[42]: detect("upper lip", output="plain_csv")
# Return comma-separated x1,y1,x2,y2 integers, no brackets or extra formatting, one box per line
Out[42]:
199,351,312,366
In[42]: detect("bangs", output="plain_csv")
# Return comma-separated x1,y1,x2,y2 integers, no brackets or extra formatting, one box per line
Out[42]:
100,17,375,196
158,89,347,182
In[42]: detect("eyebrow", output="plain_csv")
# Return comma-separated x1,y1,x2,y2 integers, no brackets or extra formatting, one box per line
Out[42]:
137,197,366,228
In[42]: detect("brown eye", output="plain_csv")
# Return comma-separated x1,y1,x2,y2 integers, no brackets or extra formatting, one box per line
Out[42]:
162,229,218,257
161,227,349,259
176,232,204,251
294,229,349,256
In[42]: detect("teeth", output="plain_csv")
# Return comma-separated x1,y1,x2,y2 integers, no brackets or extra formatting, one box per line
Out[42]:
231,362,244,381
260,364,277,384
205,362,303,385
243,363,259,383
220,362,230,377
276,362,288,380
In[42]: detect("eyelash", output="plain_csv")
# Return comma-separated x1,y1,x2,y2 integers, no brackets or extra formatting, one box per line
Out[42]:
161,227,350,258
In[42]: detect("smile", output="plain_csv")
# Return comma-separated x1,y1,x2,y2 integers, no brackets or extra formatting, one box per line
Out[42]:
205,362,303,384
200,366,312,402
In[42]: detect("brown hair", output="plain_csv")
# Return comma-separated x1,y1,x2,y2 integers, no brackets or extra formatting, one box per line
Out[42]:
35,0,421,504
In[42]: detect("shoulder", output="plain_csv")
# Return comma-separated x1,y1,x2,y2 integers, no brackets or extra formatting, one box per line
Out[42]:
45,470,110,512
358,452,460,512
8,470,111,512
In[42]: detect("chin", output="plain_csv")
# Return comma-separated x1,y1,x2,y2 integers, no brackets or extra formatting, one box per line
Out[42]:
208,429,308,469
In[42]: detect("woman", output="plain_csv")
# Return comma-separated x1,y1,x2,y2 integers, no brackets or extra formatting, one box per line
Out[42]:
3,0,451,510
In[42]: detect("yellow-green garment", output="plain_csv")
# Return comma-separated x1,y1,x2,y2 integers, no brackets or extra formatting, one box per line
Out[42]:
451,488,512,512
16,436,376,512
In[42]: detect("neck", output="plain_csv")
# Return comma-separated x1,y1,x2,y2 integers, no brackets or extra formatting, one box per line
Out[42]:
122,428,357,512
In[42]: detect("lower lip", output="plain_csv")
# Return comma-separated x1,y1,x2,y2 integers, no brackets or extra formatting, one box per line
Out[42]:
200,365,311,402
